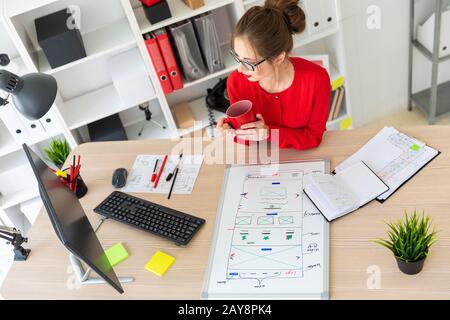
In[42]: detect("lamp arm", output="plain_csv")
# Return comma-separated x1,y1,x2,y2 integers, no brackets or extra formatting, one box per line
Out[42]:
0,225,21,234
0,233,14,243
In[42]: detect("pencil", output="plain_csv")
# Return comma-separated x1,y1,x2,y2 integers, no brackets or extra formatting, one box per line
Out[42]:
167,167,179,199
154,155,168,189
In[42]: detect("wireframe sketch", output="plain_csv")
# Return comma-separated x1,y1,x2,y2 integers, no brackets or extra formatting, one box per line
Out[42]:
203,161,328,298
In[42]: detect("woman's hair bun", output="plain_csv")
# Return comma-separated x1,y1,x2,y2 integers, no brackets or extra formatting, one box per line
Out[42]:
264,0,306,34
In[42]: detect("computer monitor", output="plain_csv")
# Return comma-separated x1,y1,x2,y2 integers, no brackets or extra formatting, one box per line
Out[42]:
22,143,124,294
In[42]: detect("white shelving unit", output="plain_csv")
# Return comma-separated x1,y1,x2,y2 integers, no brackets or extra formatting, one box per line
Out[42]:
0,0,355,233
37,18,136,75
134,0,236,34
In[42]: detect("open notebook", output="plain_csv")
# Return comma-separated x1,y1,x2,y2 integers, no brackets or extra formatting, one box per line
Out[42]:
334,127,440,202
304,161,389,222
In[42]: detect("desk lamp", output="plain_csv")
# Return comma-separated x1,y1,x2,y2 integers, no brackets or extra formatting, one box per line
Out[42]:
0,53,57,120
0,225,30,261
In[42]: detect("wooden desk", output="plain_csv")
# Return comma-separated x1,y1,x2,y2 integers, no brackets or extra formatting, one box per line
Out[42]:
2,126,450,299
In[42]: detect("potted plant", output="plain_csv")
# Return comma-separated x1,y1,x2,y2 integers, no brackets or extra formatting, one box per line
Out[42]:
373,210,438,275
43,139,70,168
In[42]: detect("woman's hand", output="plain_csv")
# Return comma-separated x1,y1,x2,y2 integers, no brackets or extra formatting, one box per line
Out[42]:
236,114,269,141
216,118,234,136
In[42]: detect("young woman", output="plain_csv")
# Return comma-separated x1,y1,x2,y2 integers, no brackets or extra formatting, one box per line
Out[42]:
216,0,331,150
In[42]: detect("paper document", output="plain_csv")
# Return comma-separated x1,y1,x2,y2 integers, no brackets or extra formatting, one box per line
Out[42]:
334,127,439,201
123,154,204,194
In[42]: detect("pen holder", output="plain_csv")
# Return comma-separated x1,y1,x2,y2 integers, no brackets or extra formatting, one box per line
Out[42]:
73,175,88,199
60,168,88,199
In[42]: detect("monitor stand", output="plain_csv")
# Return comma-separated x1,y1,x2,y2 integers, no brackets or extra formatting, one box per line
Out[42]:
69,217,134,285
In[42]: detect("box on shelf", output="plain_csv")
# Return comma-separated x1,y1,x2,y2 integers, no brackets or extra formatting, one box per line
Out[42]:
108,47,155,107
172,102,195,129
143,0,172,25
88,114,128,142
35,9,87,69
183,0,205,10
417,9,450,59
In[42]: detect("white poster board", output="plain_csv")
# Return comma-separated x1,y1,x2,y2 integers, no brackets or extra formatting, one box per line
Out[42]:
202,160,330,299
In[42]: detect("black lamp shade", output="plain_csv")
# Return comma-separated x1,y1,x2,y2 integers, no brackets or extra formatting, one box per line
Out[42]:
12,73,57,120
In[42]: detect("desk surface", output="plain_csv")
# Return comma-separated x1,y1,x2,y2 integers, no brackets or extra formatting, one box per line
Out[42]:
2,126,450,300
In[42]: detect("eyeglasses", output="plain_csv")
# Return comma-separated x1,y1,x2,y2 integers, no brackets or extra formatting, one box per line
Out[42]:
229,50,267,72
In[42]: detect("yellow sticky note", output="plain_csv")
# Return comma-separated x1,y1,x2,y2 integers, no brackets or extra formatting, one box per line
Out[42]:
145,251,175,277
340,117,353,130
332,76,345,91
104,242,129,267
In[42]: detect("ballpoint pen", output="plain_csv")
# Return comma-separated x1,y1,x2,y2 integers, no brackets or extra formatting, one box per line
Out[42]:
166,153,183,181
167,167,179,200
151,159,159,183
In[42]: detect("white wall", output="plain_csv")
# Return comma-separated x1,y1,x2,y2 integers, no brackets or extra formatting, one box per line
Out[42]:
339,0,411,127
0,8,19,58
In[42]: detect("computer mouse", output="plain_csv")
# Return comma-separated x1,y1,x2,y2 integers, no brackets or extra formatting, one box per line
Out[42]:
112,168,127,188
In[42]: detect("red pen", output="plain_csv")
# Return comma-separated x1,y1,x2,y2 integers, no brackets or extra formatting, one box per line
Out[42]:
151,159,159,183
153,155,168,189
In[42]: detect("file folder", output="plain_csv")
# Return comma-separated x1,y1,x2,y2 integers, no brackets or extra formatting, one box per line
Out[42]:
417,9,450,59
0,103,30,143
320,0,337,29
168,20,207,82
144,33,173,94
192,13,225,74
40,108,63,136
300,0,323,35
153,29,184,90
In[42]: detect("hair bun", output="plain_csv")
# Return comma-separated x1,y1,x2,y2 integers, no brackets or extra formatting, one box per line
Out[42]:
264,0,306,34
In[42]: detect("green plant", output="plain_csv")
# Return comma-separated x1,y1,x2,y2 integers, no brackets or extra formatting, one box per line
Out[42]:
373,210,438,263
44,139,70,167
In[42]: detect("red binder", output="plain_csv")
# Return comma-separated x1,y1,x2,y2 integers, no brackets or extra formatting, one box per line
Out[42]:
153,29,184,90
144,33,173,94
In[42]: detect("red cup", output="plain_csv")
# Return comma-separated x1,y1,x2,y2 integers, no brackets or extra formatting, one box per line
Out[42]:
223,100,256,145
223,100,256,130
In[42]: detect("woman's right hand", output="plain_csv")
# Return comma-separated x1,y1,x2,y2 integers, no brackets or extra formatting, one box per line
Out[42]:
216,118,233,135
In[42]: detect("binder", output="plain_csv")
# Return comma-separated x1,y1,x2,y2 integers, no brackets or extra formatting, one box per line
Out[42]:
320,0,337,29
40,108,63,136
153,29,184,90
192,13,225,74
144,33,173,94
168,20,207,82
328,87,341,121
333,86,345,120
0,103,30,143
16,110,47,138
417,9,450,59
299,0,323,34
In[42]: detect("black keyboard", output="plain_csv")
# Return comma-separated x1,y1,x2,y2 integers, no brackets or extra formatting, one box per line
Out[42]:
94,191,205,246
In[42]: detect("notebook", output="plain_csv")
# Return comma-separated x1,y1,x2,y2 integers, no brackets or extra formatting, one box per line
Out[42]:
333,127,441,202
304,161,389,221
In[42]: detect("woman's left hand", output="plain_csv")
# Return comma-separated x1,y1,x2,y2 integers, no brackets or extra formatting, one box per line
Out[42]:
235,114,269,141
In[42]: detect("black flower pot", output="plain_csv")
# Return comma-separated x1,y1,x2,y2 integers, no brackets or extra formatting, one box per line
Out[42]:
395,256,426,275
